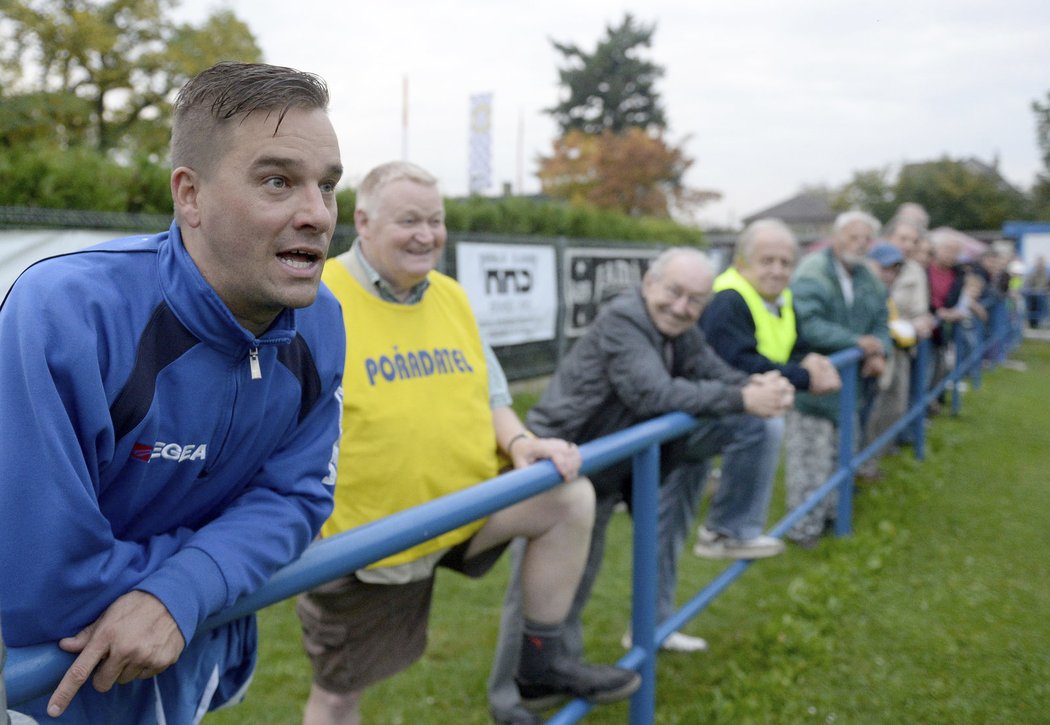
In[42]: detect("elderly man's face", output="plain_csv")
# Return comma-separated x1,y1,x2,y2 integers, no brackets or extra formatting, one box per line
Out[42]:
642,253,713,338
356,179,446,295
889,223,921,259
868,259,901,288
739,230,796,302
832,220,875,269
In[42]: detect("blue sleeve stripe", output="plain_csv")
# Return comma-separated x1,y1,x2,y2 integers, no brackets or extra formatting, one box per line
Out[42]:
277,333,322,424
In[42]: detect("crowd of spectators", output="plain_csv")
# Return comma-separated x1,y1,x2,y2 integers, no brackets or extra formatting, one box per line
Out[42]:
1,60,1039,725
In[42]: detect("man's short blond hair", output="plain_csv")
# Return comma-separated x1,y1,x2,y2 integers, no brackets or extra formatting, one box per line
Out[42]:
734,218,798,266
356,161,440,217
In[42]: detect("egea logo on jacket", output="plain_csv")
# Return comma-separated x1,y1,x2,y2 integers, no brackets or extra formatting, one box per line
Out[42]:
131,442,208,463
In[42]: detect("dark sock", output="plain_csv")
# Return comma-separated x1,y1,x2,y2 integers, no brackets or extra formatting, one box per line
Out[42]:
518,620,566,680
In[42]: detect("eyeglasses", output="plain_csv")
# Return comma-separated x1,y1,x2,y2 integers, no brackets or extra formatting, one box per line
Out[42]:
657,281,711,311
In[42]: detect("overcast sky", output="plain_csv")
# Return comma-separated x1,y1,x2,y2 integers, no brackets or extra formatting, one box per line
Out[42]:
175,0,1050,228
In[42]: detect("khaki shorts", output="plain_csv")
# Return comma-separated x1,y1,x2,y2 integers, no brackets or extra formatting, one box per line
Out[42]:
296,537,508,693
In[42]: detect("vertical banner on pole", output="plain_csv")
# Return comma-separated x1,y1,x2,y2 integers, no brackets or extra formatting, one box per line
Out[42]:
468,92,493,195
402,75,409,160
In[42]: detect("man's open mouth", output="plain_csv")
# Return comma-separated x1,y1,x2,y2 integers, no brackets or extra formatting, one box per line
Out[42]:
277,249,321,270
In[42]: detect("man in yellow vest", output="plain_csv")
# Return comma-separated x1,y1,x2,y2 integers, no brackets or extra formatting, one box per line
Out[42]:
700,218,840,394
699,218,841,546
295,162,639,725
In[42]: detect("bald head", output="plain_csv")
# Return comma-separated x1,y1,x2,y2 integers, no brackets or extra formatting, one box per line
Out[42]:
642,247,714,337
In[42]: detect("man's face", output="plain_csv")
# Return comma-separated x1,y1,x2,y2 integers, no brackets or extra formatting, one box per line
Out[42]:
356,179,446,296
641,253,713,338
832,220,875,269
889,223,920,259
738,230,796,302
873,261,901,287
178,107,342,335
915,237,933,266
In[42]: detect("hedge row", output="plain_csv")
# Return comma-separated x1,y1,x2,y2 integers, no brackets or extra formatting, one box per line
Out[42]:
1,147,703,245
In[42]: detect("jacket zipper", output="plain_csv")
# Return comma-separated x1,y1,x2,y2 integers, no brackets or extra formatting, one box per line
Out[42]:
249,347,262,380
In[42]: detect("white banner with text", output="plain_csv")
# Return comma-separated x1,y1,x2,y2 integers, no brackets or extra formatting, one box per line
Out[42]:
455,241,557,346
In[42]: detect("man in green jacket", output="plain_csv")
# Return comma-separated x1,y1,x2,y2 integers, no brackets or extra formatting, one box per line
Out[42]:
786,211,891,547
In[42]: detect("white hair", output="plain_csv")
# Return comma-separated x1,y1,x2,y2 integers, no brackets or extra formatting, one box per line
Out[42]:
735,218,798,265
646,246,713,280
833,210,881,236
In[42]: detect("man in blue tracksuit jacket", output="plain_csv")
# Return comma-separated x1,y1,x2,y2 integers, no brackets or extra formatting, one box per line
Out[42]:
0,62,345,723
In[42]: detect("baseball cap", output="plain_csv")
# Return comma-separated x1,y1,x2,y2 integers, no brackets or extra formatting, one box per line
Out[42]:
868,243,905,268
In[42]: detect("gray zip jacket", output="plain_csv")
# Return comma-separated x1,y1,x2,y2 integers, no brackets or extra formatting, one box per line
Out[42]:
527,287,747,444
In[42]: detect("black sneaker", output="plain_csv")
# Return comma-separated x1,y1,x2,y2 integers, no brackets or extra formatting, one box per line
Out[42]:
515,659,642,711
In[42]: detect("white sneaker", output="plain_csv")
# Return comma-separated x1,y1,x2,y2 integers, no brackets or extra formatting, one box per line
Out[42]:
692,526,785,560
621,629,709,653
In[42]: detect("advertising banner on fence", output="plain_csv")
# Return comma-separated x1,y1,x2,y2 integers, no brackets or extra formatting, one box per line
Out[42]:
1,229,120,297
455,241,557,345
563,247,659,336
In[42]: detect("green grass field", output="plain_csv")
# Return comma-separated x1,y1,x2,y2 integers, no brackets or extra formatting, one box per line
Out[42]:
208,340,1050,724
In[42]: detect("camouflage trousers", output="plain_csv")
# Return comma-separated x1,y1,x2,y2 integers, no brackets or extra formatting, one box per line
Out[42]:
784,409,838,541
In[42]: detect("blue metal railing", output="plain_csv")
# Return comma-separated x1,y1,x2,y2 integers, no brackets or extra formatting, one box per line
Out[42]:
3,300,1020,722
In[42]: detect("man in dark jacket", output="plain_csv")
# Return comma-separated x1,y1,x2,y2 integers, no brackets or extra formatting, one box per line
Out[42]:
488,247,793,722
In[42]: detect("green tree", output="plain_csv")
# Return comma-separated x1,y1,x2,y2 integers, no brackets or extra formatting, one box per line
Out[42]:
1031,90,1050,217
0,0,261,157
539,15,716,220
894,157,1029,230
831,157,1029,230
0,144,171,212
547,13,666,135
832,167,896,221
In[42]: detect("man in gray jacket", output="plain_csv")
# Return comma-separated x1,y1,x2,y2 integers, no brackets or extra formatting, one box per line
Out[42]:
488,247,792,724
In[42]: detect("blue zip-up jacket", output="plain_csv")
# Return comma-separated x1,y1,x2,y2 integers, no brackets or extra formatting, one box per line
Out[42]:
0,222,343,648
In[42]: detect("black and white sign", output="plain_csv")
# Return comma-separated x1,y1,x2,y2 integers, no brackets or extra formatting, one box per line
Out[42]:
455,242,557,345
563,247,659,336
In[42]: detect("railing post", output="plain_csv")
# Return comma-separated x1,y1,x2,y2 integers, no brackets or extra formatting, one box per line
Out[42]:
911,340,928,461
1013,297,1025,350
951,324,964,416
972,318,984,391
834,355,858,537
629,443,660,725
992,301,1007,365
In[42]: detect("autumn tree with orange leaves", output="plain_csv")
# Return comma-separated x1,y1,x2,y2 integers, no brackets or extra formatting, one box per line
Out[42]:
540,128,717,218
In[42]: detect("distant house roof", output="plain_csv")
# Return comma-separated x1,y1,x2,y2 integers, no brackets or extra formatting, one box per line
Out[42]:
901,156,1022,196
742,192,836,226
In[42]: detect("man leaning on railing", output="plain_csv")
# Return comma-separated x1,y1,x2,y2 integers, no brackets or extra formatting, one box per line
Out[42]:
295,161,639,725
489,246,794,722
786,211,891,548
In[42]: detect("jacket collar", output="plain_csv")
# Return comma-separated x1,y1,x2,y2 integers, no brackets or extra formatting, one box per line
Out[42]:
157,221,296,356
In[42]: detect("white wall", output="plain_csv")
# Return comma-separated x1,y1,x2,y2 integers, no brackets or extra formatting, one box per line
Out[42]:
1,230,122,298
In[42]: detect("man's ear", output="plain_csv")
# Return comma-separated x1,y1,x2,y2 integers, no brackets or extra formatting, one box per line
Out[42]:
171,167,202,228
353,207,369,238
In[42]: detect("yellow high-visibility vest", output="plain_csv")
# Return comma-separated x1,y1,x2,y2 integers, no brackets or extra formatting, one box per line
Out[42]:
713,266,797,363
321,261,497,568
